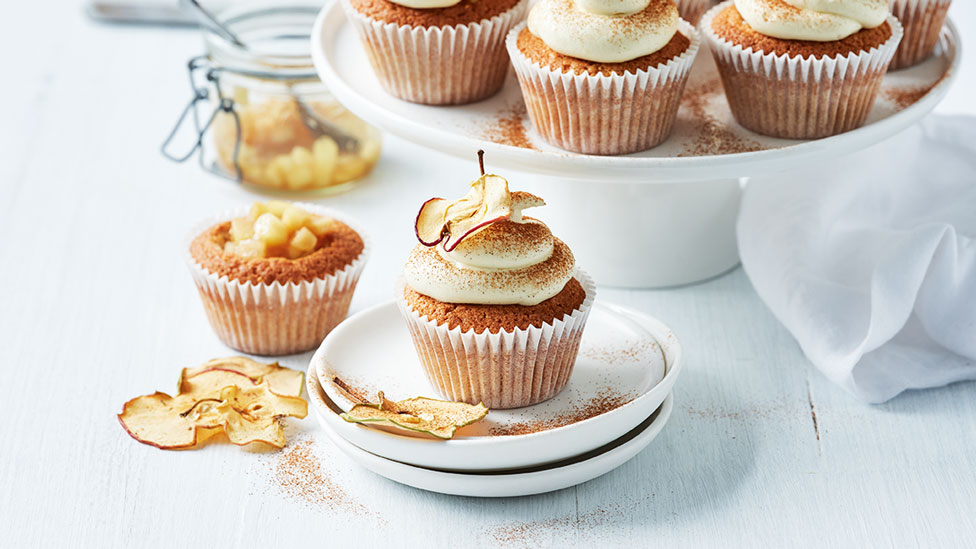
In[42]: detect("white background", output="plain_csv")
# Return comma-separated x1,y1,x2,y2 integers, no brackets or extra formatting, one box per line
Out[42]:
1,1,974,547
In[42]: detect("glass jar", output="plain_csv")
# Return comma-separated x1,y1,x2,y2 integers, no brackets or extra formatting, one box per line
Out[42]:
164,3,381,194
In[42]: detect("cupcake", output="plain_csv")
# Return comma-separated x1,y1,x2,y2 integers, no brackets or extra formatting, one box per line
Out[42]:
342,0,529,105
187,201,368,355
506,0,700,155
889,0,952,69
676,0,713,24
703,0,903,139
398,157,595,408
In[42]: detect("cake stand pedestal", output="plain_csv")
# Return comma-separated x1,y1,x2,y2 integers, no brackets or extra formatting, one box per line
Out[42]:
312,4,960,288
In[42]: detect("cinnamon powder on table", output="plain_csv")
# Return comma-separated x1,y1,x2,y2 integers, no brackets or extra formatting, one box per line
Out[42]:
270,438,375,516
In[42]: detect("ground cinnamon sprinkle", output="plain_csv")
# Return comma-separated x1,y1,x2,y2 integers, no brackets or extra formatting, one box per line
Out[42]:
483,104,538,150
490,389,635,436
580,338,658,366
883,83,937,111
486,501,645,546
679,78,765,156
270,438,375,516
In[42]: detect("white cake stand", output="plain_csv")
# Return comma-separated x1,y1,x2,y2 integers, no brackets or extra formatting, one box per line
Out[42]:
312,5,960,287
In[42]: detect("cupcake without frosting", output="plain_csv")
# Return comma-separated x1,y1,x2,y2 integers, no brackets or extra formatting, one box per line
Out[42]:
187,201,368,355
343,0,529,105
703,0,903,139
506,0,700,155
398,166,595,409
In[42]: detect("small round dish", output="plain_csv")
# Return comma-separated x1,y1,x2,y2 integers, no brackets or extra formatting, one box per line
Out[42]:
309,299,682,471
308,368,675,497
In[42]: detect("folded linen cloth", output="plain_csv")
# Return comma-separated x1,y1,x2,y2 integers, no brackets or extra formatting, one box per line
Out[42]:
738,115,976,403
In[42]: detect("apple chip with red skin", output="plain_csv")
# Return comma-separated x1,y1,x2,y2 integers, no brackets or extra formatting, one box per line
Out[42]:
415,174,545,251
118,359,308,450
178,356,304,398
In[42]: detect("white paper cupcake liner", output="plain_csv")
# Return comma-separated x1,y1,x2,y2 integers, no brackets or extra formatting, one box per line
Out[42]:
889,0,952,69
342,0,529,105
702,1,903,139
506,19,701,155
185,203,370,356
676,0,712,25
396,270,596,409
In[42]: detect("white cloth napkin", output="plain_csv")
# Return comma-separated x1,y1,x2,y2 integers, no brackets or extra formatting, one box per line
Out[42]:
737,115,976,403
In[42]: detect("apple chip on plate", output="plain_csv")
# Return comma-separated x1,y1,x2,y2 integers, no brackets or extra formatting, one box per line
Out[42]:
118,358,307,450
341,391,488,439
178,356,304,397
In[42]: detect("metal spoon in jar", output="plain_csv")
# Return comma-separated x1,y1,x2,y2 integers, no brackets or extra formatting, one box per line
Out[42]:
185,0,361,153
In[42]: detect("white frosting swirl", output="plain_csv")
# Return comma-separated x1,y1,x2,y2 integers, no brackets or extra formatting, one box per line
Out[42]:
387,0,461,8
527,0,679,63
404,220,575,306
734,0,888,42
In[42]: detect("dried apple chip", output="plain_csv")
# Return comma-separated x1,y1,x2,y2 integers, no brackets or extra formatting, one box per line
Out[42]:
119,357,309,450
215,384,308,448
340,392,488,439
117,392,225,450
178,356,304,398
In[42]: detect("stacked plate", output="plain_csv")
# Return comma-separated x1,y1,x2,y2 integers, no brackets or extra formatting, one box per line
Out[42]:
306,300,683,497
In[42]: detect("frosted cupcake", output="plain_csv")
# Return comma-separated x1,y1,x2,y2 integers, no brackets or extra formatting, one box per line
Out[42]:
703,0,902,139
506,0,700,155
343,0,529,105
889,0,952,69
398,156,595,409
188,201,368,355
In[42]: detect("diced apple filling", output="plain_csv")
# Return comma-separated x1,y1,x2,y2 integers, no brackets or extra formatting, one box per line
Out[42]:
223,202,337,260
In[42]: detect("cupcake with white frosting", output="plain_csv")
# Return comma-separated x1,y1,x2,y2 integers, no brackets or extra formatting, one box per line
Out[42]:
506,0,700,155
397,159,595,408
702,0,902,139
889,0,952,69
343,0,529,104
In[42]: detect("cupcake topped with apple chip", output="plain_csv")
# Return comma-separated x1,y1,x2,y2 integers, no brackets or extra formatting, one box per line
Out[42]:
398,152,595,409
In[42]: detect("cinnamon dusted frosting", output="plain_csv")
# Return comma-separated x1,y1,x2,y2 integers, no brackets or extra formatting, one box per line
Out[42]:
734,0,888,41
405,180,576,306
386,0,460,8
527,0,679,63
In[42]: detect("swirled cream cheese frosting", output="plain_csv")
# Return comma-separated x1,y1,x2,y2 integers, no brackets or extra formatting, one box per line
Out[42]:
734,0,888,41
407,174,575,306
387,0,460,8
527,0,679,63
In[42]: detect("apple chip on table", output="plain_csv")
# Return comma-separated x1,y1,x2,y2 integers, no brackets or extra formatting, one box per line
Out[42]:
119,357,307,450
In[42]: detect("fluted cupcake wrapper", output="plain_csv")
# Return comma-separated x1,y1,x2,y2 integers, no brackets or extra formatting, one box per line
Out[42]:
186,203,370,356
396,271,596,410
889,0,952,70
506,19,700,155
702,1,903,139
676,0,712,25
342,0,528,105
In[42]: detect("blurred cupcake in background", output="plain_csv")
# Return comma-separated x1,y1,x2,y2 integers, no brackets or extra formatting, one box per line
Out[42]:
889,0,952,69
506,0,700,155
675,0,713,24
342,0,529,105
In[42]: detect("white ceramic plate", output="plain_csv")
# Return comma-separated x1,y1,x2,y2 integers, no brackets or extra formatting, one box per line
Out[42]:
307,368,675,497
309,300,682,471
311,4,960,182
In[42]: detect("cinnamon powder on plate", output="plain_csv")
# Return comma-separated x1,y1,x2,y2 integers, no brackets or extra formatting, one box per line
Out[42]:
489,389,635,436
679,78,765,156
483,104,539,150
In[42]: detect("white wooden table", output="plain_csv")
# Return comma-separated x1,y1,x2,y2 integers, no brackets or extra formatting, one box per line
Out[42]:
2,2,975,546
